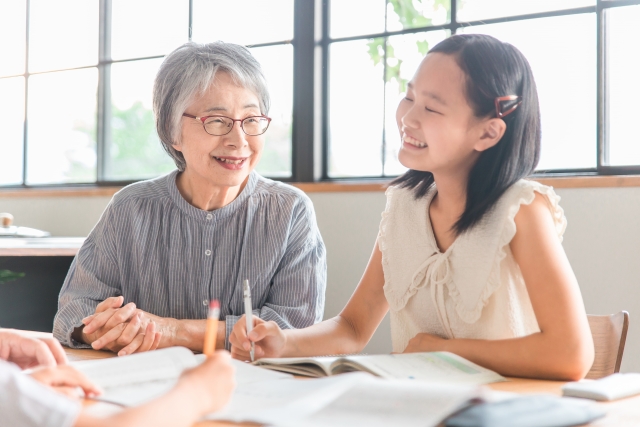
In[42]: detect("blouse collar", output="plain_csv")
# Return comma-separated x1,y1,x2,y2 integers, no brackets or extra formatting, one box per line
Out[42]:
166,169,258,222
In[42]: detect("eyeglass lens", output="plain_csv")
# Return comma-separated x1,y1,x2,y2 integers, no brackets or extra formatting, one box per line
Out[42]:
203,116,269,136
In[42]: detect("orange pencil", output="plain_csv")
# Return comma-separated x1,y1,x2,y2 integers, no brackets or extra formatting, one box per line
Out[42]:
203,299,220,356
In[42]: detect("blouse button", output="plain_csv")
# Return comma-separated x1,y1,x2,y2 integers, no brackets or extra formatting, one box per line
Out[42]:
202,300,208,306
205,249,212,256
206,214,213,220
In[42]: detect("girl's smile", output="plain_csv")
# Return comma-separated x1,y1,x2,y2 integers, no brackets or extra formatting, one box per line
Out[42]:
402,131,428,148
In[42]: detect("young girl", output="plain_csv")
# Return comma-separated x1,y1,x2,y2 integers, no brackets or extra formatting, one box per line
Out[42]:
230,34,594,381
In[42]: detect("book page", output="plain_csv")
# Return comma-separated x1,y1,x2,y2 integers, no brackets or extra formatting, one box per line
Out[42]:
96,378,180,407
253,356,341,377
73,348,294,407
280,377,478,427
71,346,198,389
343,352,505,385
208,372,370,424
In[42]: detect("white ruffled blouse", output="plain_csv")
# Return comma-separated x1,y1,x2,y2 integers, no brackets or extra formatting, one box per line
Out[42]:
379,179,567,353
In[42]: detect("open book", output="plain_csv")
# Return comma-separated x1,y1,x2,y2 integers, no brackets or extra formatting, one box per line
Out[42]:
70,346,291,407
252,351,505,385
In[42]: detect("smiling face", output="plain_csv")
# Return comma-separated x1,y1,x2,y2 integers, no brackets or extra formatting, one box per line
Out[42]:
173,71,264,189
396,52,497,176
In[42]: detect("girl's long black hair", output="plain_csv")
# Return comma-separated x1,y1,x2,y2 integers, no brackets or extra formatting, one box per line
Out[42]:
390,34,541,235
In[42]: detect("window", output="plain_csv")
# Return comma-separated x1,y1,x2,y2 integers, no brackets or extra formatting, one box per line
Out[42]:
0,0,294,186
192,0,294,178
1,0,640,188
324,0,640,178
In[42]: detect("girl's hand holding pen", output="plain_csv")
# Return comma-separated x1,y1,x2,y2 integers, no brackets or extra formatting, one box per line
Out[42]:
229,315,286,361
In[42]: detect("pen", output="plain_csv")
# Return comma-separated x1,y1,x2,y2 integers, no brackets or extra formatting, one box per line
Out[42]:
243,279,255,362
203,299,220,356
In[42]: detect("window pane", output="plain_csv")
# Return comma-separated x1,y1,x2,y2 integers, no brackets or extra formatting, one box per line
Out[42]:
330,0,385,39
384,31,449,176
457,0,595,22
386,0,450,31
27,69,97,184
460,14,597,170
0,1,26,77
607,5,640,166
107,59,175,181
0,77,25,185
29,0,98,73
192,0,293,46
329,39,385,177
111,0,188,61
250,45,293,178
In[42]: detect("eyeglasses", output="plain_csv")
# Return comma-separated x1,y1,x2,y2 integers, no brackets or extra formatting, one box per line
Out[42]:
494,95,522,119
182,113,272,136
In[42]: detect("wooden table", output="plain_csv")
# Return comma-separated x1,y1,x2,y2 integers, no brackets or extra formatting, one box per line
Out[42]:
18,331,640,426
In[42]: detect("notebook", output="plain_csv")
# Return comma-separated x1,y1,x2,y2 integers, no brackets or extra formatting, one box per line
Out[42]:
70,346,292,406
252,351,505,385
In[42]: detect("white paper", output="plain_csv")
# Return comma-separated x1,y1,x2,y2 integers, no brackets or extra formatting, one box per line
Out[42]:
71,347,197,389
208,372,371,424
278,377,477,427
72,347,293,407
208,372,479,427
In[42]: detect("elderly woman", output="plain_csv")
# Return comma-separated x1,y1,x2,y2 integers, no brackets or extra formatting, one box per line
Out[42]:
53,41,326,355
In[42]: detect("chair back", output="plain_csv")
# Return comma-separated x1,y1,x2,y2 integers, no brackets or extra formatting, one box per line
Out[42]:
586,311,629,379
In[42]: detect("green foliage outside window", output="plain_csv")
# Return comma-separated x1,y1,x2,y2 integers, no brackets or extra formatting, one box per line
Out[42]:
107,102,175,180
367,0,451,93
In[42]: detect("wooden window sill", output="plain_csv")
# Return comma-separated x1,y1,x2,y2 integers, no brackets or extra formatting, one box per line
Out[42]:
0,175,639,198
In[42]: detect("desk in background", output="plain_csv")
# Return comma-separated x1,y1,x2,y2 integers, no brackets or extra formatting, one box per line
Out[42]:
0,238,84,331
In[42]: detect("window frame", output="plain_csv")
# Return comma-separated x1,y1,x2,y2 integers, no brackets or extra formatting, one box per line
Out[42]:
319,0,640,180
2,0,640,190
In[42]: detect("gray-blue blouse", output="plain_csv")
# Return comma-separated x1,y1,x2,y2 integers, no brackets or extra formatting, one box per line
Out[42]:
53,170,327,349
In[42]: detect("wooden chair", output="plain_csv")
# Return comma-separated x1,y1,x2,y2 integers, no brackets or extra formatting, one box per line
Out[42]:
586,311,629,379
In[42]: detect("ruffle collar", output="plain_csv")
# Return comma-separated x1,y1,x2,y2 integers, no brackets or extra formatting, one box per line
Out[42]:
382,180,566,324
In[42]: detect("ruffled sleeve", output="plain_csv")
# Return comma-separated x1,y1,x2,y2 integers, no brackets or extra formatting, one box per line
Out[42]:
445,180,567,324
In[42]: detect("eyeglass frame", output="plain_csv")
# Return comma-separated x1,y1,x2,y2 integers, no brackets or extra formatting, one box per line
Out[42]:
494,95,522,119
182,113,272,136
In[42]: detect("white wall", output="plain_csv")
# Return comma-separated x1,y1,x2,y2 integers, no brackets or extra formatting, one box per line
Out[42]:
1,186,639,370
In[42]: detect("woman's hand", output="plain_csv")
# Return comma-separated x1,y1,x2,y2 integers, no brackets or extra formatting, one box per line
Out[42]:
403,333,448,353
176,351,236,414
80,296,163,356
0,330,68,369
29,364,102,399
229,315,287,361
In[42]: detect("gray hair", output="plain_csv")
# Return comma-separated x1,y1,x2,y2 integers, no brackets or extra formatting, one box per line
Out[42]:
153,41,270,171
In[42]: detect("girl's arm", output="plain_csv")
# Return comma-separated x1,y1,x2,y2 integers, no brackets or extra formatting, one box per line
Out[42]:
230,242,389,359
405,193,594,381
